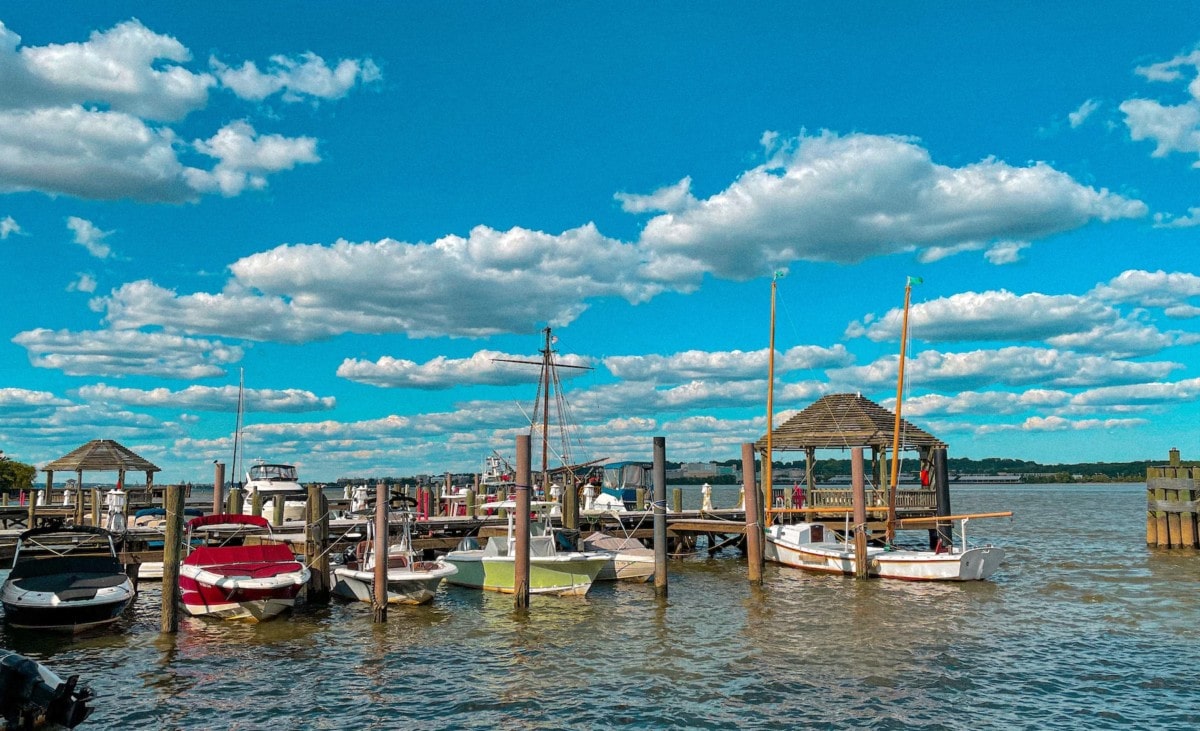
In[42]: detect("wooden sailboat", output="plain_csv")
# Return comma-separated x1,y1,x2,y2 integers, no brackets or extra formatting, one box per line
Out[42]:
762,276,1008,581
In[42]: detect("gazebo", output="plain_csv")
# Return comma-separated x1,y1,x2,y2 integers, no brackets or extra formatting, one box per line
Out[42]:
36,439,160,525
755,392,948,511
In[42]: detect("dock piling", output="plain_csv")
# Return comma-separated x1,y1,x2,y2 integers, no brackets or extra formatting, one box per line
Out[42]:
372,482,388,622
306,484,330,604
1147,450,1198,548
852,447,869,580
160,484,184,633
212,462,225,516
741,443,762,583
514,435,532,609
653,436,668,598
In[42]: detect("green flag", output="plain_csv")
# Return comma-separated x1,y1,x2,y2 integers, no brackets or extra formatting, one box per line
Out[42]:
907,276,923,286
774,269,788,279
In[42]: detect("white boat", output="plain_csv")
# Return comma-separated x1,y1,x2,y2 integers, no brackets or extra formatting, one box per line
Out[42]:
580,531,655,582
242,462,307,523
763,520,1004,581
131,507,203,580
179,514,310,622
332,505,457,605
1,526,135,632
443,501,607,596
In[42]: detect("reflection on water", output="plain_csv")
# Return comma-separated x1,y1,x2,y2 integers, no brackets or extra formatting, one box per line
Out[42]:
4,485,1199,729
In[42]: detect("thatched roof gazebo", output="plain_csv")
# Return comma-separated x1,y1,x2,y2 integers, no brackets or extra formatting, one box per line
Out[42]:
755,392,946,491
42,439,160,490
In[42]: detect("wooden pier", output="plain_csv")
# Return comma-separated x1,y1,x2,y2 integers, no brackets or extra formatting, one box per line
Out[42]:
1146,449,1198,549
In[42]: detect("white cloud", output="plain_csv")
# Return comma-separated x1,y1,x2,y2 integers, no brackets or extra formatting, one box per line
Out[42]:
0,215,21,238
211,52,381,102
1091,269,1200,317
984,240,1030,265
98,225,663,341
184,121,319,196
830,346,1181,392
1122,49,1200,162
75,384,335,413
615,177,697,214
846,288,1188,357
66,216,112,258
1153,206,1200,227
67,272,97,293
978,415,1147,434
1069,99,1101,128
11,328,243,378
0,20,370,202
604,345,851,383
337,349,593,389
633,131,1146,280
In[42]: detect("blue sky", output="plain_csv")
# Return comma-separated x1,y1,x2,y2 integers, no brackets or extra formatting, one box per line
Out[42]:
1,3,1198,483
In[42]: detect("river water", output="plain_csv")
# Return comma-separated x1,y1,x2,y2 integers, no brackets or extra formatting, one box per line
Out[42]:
4,483,1198,730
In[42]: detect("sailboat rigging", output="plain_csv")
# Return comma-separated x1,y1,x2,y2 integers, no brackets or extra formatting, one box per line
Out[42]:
885,276,918,543
492,328,594,491
231,368,245,492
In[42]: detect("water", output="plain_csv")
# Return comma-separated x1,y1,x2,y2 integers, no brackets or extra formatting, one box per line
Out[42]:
5,484,1199,730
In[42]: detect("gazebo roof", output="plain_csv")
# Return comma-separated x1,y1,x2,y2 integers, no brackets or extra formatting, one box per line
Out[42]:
42,439,161,474
755,392,946,452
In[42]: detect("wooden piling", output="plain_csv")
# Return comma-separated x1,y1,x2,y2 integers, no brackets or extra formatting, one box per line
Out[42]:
272,490,286,527
852,447,869,579
160,484,184,633
653,436,668,597
932,447,953,550
306,483,330,604
90,488,101,527
213,462,225,516
466,488,476,519
741,442,762,583
636,487,646,511
672,487,683,514
372,482,388,622
514,435,532,609
1146,454,1199,548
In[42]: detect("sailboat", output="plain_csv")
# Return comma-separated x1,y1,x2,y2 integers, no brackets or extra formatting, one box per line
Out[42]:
762,276,1007,581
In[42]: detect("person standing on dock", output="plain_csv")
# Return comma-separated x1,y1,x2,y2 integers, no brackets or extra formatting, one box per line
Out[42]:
701,483,713,511
791,483,805,509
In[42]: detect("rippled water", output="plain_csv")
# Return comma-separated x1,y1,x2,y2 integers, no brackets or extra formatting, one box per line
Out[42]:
4,484,1198,730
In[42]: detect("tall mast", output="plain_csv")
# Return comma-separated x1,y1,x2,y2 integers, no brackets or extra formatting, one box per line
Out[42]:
231,368,244,487
764,271,783,524
886,277,918,543
541,327,552,492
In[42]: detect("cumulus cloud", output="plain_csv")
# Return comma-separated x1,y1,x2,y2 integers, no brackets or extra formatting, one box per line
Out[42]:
337,349,593,389
66,216,112,258
1122,48,1200,162
830,346,1181,392
184,121,319,196
615,177,697,214
1153,206,1200,228
75,383,335,412
11,328,243,378
846,288,1186,356
604,344,850,383
98,225,665,341
0,20,372,202
632,131,1146,280
1069,99,1101,128
211,52,381,102
0,215,21,238
1091,269,1200,318
67,273,97,293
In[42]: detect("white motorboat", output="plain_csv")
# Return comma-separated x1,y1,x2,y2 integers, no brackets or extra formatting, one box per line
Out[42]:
242,462,307,523
1,526,135,632
332,505,457,605
580,531,655,582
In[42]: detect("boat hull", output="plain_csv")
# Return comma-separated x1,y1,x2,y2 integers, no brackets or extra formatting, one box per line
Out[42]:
331,562,457,605
1,581,133,633
443,553,606,596
179,574,306,622
179,542,310,622
595,552,655,582
764,524,1003,582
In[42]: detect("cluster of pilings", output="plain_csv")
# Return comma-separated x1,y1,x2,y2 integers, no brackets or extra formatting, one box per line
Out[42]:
1147,448,1199,549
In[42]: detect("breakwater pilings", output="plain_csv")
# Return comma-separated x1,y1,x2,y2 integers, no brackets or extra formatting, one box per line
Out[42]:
1147,448,1198,549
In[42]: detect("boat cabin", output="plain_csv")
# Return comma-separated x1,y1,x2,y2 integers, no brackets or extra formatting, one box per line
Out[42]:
248,464,298,483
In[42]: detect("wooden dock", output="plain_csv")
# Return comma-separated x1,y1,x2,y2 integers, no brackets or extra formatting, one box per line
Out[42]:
1146,450,1198,549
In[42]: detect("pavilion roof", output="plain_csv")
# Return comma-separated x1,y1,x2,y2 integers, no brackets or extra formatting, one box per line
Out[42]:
42,439,161,474
755,392,946,452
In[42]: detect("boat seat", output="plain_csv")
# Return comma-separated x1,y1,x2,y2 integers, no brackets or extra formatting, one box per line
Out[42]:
9,555,122,581
202,561,304,578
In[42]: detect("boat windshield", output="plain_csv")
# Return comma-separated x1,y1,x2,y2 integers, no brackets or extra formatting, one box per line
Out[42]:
249,464,298,481
602,462,650,490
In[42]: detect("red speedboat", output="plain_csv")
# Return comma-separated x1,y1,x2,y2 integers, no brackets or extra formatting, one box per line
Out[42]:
179,514,310,622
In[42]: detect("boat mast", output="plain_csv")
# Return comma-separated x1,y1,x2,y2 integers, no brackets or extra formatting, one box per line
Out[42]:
231,368,245,489
886,277,918,543
764,271,783,525
540,327,552,493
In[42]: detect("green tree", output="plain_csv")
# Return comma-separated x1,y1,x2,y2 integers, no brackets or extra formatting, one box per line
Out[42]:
0,455,37,490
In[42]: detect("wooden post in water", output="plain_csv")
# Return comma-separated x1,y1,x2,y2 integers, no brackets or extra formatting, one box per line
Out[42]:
90,488,101,527
653,436,668,597
932,447,953,550
852,447,869,579
466,488,476,520
372,482,388,622
514,435,532,609
272,489,286,527
213,462,225,516
306,483,330,603
251,489,263,518
160,483,184,633
672,487,683,514
741,442,762,583
563,474,578,534
1146,450,1198,548
636,487,646,511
